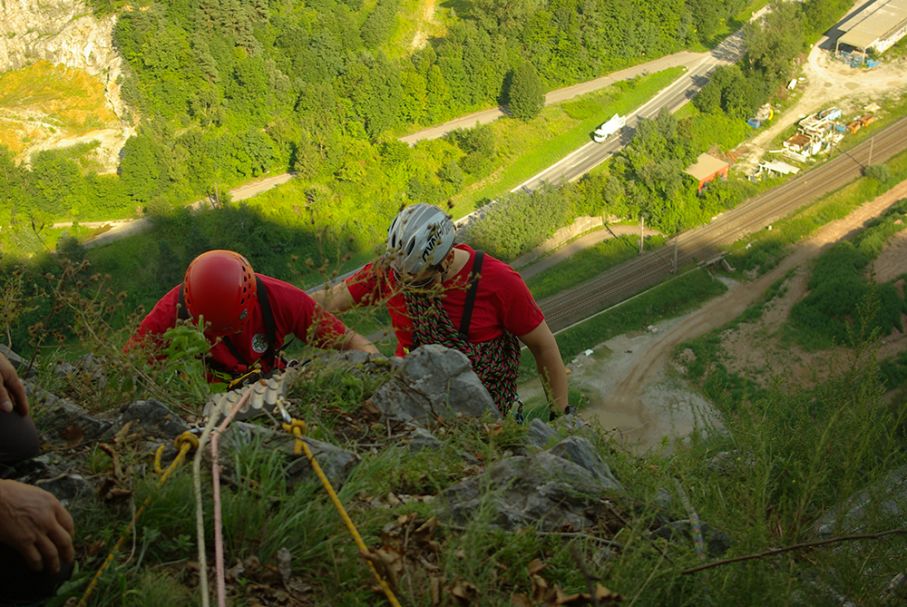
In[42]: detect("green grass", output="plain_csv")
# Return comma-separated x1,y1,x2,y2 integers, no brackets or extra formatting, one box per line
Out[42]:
782,203,907,350
526,234,665,300
383,0,449,59
733,0,770,24
15,262,906,606
673,102,698,120
450,67,686,216
518,268,728,377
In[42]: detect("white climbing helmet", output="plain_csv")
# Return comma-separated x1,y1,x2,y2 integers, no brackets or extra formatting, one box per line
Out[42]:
386,204,455,276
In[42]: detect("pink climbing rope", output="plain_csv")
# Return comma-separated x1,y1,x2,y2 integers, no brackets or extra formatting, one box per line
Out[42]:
210,388,253,607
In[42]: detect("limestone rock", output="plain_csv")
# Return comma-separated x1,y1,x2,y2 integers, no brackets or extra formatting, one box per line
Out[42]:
0,0,134,171
27,383,110,445
814,465,907,536
224,422,358,490
525,418,557,449
408,427,442,452
548,436,624,493
284,438,359,490
369,345,499,426
0,345,33,377
441,451,620,531
118,400,189,439
35,473,93,506
55,353,107,390
653,519,731,557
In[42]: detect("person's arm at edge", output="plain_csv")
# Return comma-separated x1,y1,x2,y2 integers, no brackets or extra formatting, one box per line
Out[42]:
518,321,569,414
0,352,28,416
0,478,75,573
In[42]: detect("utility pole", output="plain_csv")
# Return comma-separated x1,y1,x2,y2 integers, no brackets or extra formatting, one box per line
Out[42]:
868,136,874,167
639,214,645,255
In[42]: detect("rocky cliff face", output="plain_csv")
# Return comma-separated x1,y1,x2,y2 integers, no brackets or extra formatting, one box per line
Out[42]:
0,0,134,171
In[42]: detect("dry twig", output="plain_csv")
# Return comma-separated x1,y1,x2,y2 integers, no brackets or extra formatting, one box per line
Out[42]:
682,528,907,575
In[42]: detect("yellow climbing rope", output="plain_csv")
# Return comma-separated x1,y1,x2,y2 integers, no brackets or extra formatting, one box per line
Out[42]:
281,418,402,607
78,431,199,607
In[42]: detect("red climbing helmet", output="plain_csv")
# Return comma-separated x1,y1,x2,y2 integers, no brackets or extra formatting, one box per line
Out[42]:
183,250,256,335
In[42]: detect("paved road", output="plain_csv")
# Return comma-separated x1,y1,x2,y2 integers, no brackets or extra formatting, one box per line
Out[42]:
541,117,907,333
514,24,749,192
72,49,715,250
398,51,709,145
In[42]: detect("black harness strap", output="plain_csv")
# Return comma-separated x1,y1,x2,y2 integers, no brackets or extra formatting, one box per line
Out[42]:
458,251,484,340
254,277,278,362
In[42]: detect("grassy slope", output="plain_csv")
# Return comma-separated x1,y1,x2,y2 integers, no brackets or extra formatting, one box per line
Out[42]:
0,61,119,155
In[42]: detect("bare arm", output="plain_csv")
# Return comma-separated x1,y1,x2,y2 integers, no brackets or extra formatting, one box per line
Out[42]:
338,330,381,355
518,321,568,414
310,282,356,314
0,479,75,573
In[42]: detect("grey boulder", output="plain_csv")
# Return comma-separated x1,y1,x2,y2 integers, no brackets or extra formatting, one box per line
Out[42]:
441,450,621,531
369,345,499,426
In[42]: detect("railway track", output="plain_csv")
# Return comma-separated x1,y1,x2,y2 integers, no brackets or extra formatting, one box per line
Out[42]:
541,116,907,332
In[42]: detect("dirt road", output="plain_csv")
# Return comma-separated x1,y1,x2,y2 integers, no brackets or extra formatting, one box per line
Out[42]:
70,172,296,248
576,178,907,452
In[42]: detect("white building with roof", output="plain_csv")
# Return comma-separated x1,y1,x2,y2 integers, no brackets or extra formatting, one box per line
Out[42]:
834,0,907,57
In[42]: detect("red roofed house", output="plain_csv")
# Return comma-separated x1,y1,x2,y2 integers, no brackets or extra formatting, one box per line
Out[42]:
684,153,730,193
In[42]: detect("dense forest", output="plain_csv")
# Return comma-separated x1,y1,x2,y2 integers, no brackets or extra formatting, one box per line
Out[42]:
1,0,752,252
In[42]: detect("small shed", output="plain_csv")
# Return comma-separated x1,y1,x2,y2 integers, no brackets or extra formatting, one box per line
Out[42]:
684,153,730,193
760,160,801,176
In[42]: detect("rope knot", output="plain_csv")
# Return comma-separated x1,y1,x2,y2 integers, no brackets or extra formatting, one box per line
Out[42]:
175,431,200,452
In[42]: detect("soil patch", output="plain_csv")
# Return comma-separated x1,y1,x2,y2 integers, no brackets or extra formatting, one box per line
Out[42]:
873,226,907,283
553,179,907,453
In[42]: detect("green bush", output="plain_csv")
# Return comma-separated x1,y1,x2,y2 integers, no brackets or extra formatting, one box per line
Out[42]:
789,226,907,348
465,187,571,260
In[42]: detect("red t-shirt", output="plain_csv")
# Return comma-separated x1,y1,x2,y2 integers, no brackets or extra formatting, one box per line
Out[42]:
345,244,544,356
133,274,347,375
